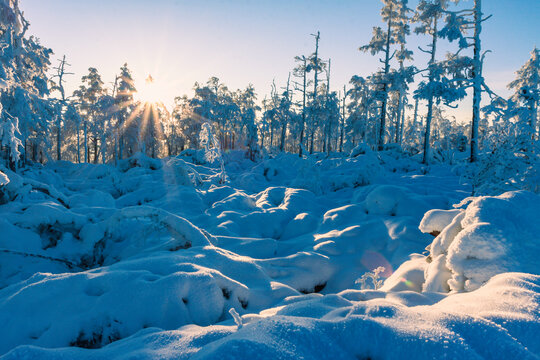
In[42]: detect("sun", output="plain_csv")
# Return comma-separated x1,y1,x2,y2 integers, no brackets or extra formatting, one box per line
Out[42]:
135,74,161,104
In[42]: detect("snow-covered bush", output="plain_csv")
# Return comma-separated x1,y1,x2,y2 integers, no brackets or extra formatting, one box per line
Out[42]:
355,266,385,290
200,122,226,183
0,108,23,168
421,191,540,292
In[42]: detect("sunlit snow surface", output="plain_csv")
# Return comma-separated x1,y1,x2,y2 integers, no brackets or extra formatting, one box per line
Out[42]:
0,150,538,359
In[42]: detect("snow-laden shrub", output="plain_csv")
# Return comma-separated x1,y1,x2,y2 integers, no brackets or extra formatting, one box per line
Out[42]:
462,139,540,196
421,191,540,292
463,101,540,195
200,122,226,183
349,142,371,158
355,266,385,290
117,152,163,172
0,169,8,204
290,157,323,194
0,99,23,169
0,169,8,186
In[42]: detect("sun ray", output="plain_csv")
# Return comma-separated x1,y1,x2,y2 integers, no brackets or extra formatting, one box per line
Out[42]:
123,102,145,131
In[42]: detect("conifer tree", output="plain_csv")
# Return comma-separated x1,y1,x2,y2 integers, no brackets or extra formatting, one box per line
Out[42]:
361,0,410,150
0,0,53,168
508,47,539,141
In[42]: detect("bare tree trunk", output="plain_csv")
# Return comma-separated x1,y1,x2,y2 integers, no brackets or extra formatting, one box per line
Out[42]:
280,74,291,152
470,0,482,163
339,85,346,152
423,16,438,164
378,7,393,150
76,121,80,163
93,136,98,164
56,116,61,161
84,121,88,163
299,59,307,157
310,31,320,155
398,99,406,144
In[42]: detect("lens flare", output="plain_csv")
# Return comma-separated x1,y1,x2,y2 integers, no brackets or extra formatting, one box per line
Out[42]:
360,250,393,278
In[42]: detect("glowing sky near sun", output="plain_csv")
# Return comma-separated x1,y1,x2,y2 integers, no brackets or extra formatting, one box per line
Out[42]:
22,0,540,121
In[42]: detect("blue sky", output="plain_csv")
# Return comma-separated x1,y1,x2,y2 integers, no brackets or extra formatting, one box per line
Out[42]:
23,0,539,121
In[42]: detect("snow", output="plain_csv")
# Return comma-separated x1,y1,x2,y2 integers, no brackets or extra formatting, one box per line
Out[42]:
0,152,538,359
422,191,540,292
0,170,8,186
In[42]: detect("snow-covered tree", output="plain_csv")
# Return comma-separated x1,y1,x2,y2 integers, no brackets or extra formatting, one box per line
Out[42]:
508,47,539,141
413,0,464,164
360,0,411,149
293,55,312,156
200,122,226,183
73,67,105,163
114,63,137,160
466,96,539,195
0,0,53,168
49,55,73,161
307,31,327,153
236,85,260,160
437,0,492,162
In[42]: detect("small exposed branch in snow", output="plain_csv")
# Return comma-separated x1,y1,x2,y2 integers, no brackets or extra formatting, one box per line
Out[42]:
355,266,386,290
229,308,243,329
0,248,80,269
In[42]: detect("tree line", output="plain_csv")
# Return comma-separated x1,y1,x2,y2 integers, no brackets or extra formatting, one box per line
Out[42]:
0,0,538,171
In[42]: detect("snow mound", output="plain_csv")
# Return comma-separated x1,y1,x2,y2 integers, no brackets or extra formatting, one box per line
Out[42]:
4,272,538,359
79,206,213,266
0,170,8,186
422,191,540,292
0,255,250,353
1,153,537,359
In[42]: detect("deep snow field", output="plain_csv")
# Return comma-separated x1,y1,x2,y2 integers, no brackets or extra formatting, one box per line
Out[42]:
0,149,539,359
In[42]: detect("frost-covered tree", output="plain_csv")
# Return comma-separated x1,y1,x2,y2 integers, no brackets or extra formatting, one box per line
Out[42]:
73,67,105,163
49,55,73,161
0,0,53,168
339,85,347,153
235,85,260,160
307,31,327,153
262,79,296,153
278,75,292,152
114,63,136,160
170,95,201,152
293,55,312,156
437,0,492,162
360,0,411,149
199,122,226,183
413,0,464,163
0,104,22,168
346,74,384,149
61,102,81,162
393,44,414,145
467,96,539,195
508,47,539,141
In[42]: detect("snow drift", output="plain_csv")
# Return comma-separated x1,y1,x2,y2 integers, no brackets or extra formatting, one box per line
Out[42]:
0,153,538,359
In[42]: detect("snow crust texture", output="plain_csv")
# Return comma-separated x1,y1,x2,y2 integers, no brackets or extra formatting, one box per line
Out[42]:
0,152,538,359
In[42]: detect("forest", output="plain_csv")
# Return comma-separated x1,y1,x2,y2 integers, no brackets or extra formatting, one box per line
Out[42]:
0,0,539,359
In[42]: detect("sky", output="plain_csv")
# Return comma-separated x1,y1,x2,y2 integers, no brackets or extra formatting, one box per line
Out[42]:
22,0,540,122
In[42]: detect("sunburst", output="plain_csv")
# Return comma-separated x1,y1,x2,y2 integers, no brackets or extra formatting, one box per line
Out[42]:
135,74,161,104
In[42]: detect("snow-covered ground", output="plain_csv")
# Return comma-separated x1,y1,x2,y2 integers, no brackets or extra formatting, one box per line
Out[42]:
0,150,538,359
